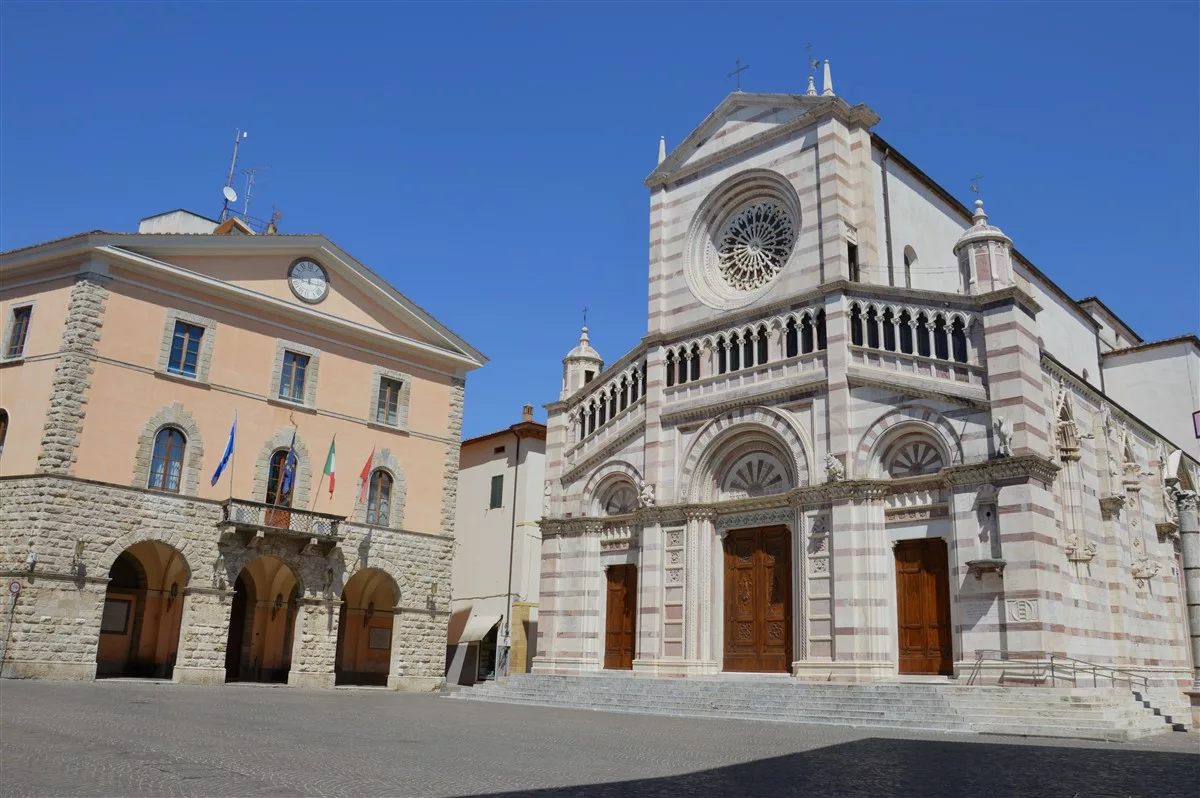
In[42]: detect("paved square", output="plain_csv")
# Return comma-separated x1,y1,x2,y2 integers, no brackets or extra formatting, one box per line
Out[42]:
0,680,1196,797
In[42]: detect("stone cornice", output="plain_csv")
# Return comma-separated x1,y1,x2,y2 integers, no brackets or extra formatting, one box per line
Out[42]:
940,455,1059,486
845,367,989,410
660,378,827,426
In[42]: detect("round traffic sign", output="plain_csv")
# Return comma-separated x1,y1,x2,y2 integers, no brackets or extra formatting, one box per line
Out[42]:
8,581,20,595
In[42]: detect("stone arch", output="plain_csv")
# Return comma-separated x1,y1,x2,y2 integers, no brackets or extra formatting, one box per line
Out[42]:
217,542,313,597
582,460,643,516
253,427,311,509
870,423,952,480
679,406,811,503
336,567,401,686
351,447,407,529
98,530,200,585
131,403,205,495
855,405,963,479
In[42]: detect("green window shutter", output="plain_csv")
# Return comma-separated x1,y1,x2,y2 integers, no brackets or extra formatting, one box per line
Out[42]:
490,474,504,509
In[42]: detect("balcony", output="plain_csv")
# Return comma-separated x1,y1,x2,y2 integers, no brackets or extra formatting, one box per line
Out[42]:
217,498,344,555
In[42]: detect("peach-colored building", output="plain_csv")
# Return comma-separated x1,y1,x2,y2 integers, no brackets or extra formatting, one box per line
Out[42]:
0,209,485,690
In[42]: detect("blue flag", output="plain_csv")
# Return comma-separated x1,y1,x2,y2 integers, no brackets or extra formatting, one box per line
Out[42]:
280,430,298,496
209,413,237,487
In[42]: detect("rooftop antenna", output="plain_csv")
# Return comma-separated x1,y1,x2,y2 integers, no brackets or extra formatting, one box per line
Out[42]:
969,174,983,195
241,166,267,223
806,43,819,77
220,128,248,222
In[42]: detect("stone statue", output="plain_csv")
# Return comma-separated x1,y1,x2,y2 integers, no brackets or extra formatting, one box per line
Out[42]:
638,479,656,508
824,454,844,482
993,416,1014,458
542,480,552,517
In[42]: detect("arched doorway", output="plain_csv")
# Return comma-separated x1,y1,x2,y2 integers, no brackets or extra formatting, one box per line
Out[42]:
96,541,189,678
224,556,301,683
334,568,398,686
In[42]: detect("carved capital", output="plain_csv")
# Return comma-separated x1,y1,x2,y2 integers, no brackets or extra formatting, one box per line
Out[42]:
1179,490,1199,514
1099,495,1124,521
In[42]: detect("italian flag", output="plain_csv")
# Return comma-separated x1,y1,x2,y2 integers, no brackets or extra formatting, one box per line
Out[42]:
358,445,376,504
323,436,336,498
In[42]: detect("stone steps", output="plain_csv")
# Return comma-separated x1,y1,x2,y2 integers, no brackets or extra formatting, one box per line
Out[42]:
453,674,1190,742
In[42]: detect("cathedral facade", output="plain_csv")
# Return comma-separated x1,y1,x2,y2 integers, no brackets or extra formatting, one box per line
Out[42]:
536,69,1200,689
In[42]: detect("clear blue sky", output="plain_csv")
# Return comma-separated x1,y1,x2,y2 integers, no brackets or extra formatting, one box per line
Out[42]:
2,2,1197,438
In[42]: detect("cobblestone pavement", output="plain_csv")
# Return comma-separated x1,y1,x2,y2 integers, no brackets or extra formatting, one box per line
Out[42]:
0,680,1197,797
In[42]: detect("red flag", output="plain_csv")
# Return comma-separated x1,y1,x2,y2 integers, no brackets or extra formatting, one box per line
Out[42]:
358,446,376,504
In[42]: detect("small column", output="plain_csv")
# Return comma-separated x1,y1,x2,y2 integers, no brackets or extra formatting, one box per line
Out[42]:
173,585,234,685
287,596,341,689
1178,491,1200,725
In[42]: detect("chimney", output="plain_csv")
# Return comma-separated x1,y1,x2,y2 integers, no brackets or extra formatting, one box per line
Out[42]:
522,404,534,423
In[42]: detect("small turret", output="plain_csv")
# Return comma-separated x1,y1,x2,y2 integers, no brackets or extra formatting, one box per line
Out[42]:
953,199,1014,294
561,326,604,400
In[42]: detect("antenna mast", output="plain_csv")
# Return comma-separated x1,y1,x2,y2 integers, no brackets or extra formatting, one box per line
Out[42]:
220,128,248,222
241,166,266,223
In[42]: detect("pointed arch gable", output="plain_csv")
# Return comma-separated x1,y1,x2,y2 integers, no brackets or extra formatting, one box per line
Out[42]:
678,406,811,503
131,403,205,495
855,404,964,479
253,427,312,508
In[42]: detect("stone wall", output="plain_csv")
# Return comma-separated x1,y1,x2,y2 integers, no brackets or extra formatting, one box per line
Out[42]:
440,376,466,536
0,475,452,690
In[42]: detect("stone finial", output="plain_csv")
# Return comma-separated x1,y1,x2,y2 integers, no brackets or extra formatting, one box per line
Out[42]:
822,59,834,97
973,199,988,224
657,136,667,165
806,75,817,96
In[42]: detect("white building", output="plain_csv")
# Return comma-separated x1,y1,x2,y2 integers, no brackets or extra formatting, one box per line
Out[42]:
535,65,1200,708
447,406,546,684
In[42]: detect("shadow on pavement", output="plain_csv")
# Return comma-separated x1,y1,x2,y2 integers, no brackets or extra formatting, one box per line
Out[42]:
463,736,1200,797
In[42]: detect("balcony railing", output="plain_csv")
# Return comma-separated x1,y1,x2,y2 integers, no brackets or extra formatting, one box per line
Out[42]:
218,498,344,545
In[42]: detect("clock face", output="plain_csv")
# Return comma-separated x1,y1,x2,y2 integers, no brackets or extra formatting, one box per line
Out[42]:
288,259,329,303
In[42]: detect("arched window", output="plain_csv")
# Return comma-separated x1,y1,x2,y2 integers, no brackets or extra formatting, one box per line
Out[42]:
578,413,587,442
742,331,754,369
865,307,880,349
266,450,293,507
799,315,813,354
609,388,618,417
690,344,701,382
785,318,798,358
816,309,827,350
850,304,864,347
619,377,629,412
898,311,914,354
717,336,728,374
756,325,768,365
933,315,950,360
665,350,676,388
729,333,741,371
916,313,931,357
951,318,968,363
587,402,597,435
148,427,187,492
366,470,392,526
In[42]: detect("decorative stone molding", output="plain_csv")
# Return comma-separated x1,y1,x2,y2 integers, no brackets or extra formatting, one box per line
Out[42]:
940,455,1059,487
37,272,109,474
1132,559,1161,588
678,405,812,502
270,338,321,408
966,558,1006,580
1099,495,1124,521
1006,598,1039,622
824,453,845,482
1156,522,1179,542
351,447,407,530
156,308,217,383
856,404,965,478
715,506,792,531
885,505,949,523
439,376,465,536
1064,534,1097,563
600,525,639,552
252,427,311,508
130,403,205,496
367,365,412,431
561,416,646,484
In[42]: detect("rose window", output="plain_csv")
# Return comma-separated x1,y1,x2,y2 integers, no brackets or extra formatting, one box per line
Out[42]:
715,202,795,291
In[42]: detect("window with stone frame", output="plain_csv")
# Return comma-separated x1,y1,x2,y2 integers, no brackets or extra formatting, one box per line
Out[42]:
167,321,205,377
5,305,31,359
266,450,294,507
148,427,187,492
375,377,403,426
366,469,392,526
278,351,310,403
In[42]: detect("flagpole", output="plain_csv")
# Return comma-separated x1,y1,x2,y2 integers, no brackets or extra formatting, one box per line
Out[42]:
228,412,236,500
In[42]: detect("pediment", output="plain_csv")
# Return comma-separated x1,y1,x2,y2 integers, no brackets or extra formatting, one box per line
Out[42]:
646,93,880,188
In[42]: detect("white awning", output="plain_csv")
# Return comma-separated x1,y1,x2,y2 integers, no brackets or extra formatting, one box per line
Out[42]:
457,614,502,644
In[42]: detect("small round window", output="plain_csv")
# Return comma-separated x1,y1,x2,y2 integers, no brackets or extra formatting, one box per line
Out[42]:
715,201,795,291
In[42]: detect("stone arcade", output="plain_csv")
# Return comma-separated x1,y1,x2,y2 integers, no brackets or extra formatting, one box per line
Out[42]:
0,210,485,689
536,67,1200,701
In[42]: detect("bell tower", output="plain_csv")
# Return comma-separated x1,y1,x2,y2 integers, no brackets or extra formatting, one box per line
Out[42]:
561,326,603,400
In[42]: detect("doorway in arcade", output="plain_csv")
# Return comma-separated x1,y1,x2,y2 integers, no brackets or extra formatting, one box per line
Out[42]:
224,556,300,683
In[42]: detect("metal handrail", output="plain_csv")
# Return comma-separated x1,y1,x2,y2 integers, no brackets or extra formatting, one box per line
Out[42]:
969,649,1149,690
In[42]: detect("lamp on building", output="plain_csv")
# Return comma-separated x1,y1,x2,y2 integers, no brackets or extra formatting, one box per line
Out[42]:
168,582,179,609
212,553,226,588
24,543,36,572
70,540,86,577
272,592,284,620
363,601,375,627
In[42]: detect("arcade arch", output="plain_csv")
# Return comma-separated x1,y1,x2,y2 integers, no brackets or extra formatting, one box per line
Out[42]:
335,568,399,686
96,540,190,679
224,556,301,683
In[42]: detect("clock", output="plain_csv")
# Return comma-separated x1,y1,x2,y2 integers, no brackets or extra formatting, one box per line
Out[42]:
288,259,329,304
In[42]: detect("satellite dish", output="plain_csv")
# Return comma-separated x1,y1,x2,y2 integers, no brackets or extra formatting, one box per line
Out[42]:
222,186,237,203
